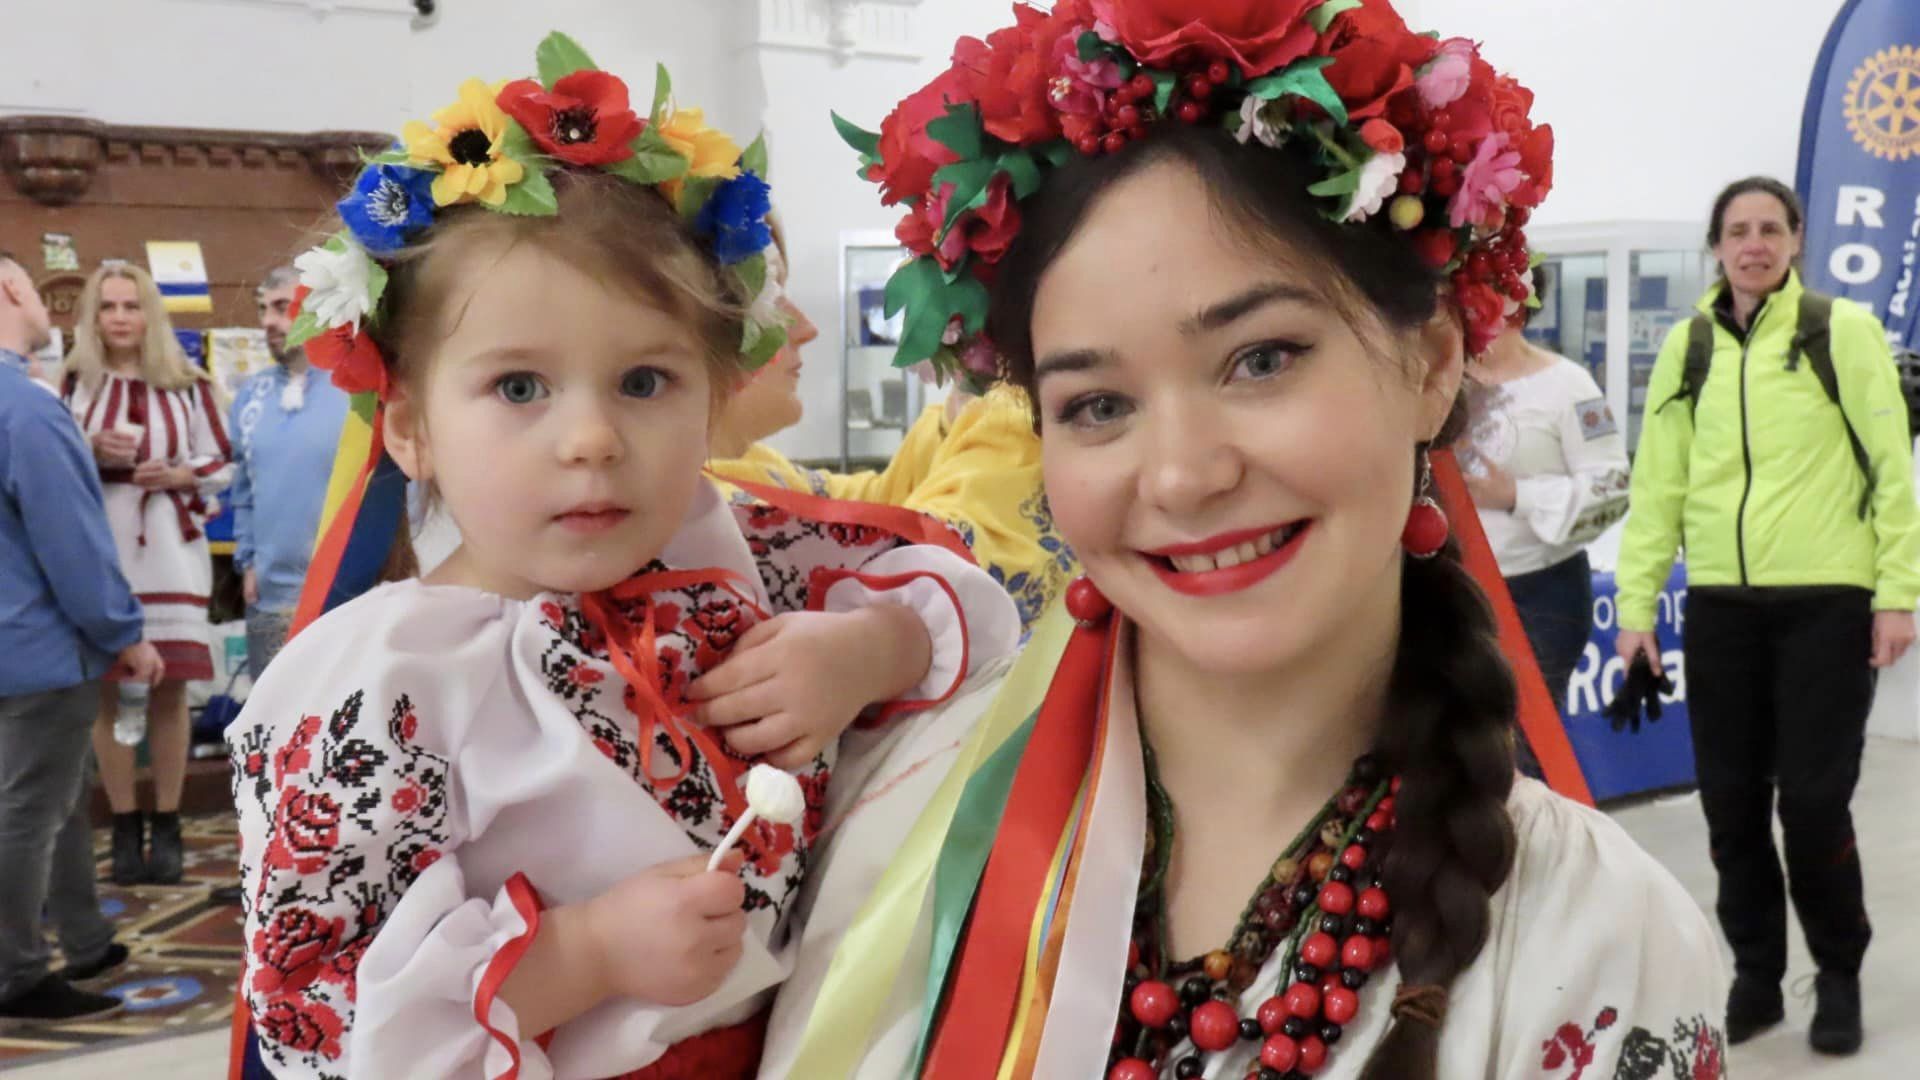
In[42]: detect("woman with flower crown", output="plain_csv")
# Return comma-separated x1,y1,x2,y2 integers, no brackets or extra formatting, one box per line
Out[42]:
759,2,1727,1078
225,34,1020,1080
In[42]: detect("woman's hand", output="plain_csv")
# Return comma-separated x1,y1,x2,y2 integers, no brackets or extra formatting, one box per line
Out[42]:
1464,462,1518,512
91,430,138,468
1616,630,1663,678
688,606,933,769
131,460,194,491
1871,610,1916,669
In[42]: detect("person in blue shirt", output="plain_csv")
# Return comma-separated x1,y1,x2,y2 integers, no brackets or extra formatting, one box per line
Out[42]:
228,266,350,678
0,252,164,1024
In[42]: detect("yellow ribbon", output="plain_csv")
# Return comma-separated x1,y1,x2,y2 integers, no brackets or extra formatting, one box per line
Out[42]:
783,604,1075,1077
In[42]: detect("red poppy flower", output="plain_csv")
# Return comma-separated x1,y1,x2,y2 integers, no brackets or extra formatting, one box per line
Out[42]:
496,71,644,167
306,324,390,399
869,68,970,206
1316,0,1437,121
950,0,1096,144
1092,0,1320,78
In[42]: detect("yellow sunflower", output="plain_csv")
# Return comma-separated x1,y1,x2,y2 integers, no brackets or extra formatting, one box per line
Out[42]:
657,106,741,199
402,78,528,208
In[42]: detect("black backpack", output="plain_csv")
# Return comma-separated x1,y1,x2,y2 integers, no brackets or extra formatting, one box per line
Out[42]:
1661,291,1874,520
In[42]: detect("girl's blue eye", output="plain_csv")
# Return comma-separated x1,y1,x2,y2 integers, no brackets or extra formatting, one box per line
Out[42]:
495,373,546,404
622,367,664,398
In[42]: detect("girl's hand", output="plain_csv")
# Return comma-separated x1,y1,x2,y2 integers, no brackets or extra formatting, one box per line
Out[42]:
583,851,749,1007
687,606,932,769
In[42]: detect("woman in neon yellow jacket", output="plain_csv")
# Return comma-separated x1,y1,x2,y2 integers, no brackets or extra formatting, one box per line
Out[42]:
1615,177,1920,1057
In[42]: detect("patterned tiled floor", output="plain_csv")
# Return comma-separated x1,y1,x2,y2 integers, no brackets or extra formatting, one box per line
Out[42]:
0,816,242,1069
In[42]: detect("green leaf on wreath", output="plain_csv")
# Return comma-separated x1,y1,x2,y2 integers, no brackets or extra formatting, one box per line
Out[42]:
832,111,881,160
497,166,559,217
926,103,985,160
1308,0,1363,34
535,32,598,90
741,134,770,180
1245,58,1349,127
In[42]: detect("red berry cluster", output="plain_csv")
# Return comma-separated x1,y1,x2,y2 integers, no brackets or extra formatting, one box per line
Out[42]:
1075,59,1233,158
1109,774,1399,1080
1462,211,1536,301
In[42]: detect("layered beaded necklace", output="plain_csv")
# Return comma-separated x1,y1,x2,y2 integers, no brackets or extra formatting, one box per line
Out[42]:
1109,748,1398,1080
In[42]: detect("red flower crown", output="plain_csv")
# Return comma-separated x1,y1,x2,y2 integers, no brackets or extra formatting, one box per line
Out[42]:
837,0,1554,387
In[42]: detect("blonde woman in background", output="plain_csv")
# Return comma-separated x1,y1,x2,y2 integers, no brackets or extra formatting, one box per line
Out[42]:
61,263,231,887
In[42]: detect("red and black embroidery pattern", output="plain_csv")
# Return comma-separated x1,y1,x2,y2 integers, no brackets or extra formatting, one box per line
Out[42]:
234,689,452,1077
1541,1007,1728,1080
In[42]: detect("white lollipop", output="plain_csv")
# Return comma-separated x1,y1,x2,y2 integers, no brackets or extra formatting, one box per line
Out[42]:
708,764,806,871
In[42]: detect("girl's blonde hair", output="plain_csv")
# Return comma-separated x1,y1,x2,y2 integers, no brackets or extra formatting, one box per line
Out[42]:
367,169,749,398
67,263,208,392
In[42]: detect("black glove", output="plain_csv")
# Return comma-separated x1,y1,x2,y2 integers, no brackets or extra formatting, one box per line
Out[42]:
1605,653,1676,734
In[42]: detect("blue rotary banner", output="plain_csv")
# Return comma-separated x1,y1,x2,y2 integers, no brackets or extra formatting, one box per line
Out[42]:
1560,565,1695,803
1797,0,1920,349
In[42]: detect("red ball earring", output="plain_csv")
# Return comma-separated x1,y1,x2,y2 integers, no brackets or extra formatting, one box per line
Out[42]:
1065,576,1113,626
1402,453,1450,559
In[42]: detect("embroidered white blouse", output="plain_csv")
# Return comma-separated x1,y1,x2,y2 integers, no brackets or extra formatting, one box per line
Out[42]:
230,480,1021,1080
763,625,1728,1080
1461,358,1632,578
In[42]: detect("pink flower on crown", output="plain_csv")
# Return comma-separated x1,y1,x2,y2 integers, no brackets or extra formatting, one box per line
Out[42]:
1451,132,1523,229
1048,31,1125,117
1418,38,1476,109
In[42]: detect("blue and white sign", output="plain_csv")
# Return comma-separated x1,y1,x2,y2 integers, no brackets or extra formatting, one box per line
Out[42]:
1559,566,1695,803
1797,0,1920,350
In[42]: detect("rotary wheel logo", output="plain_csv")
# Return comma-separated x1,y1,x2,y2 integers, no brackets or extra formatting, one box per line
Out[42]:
1847,46,1920,161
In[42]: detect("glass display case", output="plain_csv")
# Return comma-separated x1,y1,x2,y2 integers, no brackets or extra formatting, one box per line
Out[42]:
838,230,941,471
1529,224,1717,455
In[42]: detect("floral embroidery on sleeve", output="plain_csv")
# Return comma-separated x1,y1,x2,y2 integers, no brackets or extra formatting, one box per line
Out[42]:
1538,1007,1727,1080
233,691,452,1077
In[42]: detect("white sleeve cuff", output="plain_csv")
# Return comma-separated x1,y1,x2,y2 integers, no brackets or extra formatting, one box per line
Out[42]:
814,546,1021,713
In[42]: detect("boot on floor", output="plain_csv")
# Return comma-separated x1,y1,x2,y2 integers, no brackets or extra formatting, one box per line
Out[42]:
108,812,145,886
146,811,183,885
1810,972,1863,1056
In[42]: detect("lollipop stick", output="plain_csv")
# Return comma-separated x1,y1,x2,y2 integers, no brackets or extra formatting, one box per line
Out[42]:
708,808,759,872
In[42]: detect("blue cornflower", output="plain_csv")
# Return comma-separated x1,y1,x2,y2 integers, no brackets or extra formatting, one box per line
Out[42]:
338,164,436,256
694,170,774,266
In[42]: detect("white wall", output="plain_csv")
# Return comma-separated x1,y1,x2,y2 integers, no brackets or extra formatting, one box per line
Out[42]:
1,0,1851,461
1402,0,1845,228
0,0,743,141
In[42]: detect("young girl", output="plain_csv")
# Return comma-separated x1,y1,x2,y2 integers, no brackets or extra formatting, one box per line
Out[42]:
64,262,232,886
230,38,1018,1080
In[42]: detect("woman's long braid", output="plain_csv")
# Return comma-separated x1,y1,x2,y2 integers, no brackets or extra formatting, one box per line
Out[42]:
1356,536,1520,1079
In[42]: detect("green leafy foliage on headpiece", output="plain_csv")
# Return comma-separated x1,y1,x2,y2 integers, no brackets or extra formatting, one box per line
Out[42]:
1245,58,1348,126
536,32,598,89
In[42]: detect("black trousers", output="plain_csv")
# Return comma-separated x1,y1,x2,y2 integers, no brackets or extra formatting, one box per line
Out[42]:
1685,586,1875,981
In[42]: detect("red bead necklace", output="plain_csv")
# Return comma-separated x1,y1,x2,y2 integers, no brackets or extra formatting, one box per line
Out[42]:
1109,749,1398,1080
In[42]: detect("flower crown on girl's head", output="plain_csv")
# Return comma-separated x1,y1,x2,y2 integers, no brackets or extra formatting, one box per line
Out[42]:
838,0,1555,389
286,32,789,398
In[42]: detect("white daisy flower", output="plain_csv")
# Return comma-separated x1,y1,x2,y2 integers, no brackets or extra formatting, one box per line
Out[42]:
1345,151,1408,224
294,240,377,330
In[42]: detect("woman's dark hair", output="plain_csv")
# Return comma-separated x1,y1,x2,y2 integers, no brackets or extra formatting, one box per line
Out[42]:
1707,176,1804,248
990,123,1441,397
986,122,1518,1080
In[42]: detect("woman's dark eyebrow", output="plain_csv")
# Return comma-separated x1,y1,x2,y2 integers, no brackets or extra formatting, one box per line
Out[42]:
1033,347,1115,382
1179,283,1318,337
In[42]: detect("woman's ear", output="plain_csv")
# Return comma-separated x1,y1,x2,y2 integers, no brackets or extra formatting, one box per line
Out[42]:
382,385,430,482
1414,305,1467,442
